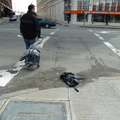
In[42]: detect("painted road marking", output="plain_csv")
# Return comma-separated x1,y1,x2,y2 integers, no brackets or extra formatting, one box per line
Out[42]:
56,28,60,31
89,30,93,32
40,36,51,48
50,32,55,35
99,36,105,41
97,31,120,34
0,27,61,87
50,28,61,35
94,33,100,37
99,33,120,35
103,42,120,56
99,31,118,33
89,29,120,57
0,61,25,87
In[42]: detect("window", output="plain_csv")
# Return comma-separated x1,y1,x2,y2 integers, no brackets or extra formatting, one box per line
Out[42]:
77,14,88,22
105,0,112,11
99,0,106,11
93,0,99,11
77,0,90,11
64,0,71,11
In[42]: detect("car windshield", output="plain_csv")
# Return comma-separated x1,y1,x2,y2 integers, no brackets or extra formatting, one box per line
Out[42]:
10,16,16,18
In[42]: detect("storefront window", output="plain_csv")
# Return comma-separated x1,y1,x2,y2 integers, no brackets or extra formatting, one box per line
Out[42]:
115,15,120,22
92,14,120,23
92,14,105,22
77,14,88,22
64,14,71,22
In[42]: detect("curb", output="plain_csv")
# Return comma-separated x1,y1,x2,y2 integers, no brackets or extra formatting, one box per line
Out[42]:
0,88,39,100
56,22,63,25
80,26,120,29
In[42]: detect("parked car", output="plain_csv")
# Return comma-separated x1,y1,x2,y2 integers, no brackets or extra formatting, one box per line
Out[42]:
9,15,17,21
37,17,56,28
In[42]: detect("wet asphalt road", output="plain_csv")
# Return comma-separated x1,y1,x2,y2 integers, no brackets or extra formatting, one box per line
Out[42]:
0,21,120,95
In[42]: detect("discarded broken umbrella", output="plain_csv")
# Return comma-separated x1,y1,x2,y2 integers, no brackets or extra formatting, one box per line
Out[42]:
60,72,84,87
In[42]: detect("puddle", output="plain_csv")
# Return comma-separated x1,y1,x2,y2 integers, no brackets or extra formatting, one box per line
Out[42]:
78,65,120,85
1,65,120,94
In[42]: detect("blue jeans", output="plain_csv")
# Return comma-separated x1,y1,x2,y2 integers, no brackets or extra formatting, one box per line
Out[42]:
24,38,36,49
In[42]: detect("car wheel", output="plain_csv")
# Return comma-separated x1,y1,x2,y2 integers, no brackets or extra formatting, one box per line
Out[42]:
45,24,50,28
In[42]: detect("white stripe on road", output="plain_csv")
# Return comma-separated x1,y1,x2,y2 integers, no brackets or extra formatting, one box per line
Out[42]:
0,61,25,87
42,36,51,47
99,31,118,34
50,32,55,35
56,28,60,31
94,33,100,37
103,42,120,56
99,36,105,41
37,36,51,49
89,29,120,57
50,28,61,35
89,30,93,32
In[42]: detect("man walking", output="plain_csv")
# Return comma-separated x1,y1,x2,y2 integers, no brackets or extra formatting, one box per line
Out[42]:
20,4,41,49
105,15,110,26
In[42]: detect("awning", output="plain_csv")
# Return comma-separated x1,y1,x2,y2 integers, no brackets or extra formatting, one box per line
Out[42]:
64,10,120,15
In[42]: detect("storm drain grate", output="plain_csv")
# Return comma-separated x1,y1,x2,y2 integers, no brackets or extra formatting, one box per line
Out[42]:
0,101,67,120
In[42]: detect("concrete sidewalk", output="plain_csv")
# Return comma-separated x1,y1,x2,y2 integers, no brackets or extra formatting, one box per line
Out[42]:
80,24,120,29
0,77,120,120
57,22,120,29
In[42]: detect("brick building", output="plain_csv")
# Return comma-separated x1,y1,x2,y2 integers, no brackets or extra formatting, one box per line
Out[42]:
0,0,12,18
37,0,120,25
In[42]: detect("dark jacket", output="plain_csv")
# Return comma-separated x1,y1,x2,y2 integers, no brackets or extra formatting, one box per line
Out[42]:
20,11,41,39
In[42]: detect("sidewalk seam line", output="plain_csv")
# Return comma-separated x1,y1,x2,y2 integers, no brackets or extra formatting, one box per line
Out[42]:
68,89,73,120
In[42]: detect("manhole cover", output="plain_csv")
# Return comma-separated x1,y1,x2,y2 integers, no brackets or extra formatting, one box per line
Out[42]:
0,101,67,120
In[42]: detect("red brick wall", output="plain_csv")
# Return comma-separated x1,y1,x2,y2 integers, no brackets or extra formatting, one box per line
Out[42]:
0,0,12,9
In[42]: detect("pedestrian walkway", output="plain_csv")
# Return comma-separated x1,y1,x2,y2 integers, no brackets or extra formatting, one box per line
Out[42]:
0,76,120,120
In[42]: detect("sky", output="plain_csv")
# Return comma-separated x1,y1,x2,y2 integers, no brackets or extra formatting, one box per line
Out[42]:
12,0,37,13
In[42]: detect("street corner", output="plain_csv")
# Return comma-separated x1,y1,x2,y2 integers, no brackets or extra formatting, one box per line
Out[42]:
0,67,67,94
0,87,71,120
68,76,120,120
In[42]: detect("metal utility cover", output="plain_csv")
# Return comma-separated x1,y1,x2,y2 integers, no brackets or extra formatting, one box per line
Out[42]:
0,101,67,120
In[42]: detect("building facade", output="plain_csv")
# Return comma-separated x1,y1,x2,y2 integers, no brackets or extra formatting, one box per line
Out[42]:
37,0,120,24
0,0,12,18
37,0,65,22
